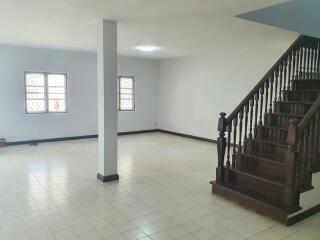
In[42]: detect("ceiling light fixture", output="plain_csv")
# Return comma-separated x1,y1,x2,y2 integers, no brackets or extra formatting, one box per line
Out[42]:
135,45,160,52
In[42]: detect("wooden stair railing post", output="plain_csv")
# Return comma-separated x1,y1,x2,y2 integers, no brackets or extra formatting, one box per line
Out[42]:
284,118,300,211
216,112,227,183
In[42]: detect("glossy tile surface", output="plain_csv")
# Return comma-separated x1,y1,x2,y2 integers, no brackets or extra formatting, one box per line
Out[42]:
0,133,319,239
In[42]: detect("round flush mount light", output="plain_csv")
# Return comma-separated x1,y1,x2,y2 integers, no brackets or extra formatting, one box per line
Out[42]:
135,45,160,52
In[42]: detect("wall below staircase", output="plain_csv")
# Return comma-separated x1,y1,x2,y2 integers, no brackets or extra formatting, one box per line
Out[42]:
290,172,320,218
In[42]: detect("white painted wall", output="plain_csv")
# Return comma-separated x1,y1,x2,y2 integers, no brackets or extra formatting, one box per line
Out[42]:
157,37,297,140
0,45,159,142
290,172,320,217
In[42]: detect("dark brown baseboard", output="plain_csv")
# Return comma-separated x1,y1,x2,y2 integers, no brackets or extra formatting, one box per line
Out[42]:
5,129,215,147
157,129,216,143
6,135,98,146
118,129,158,135
287,204,320,226
97,173,119,182
5,130,158,146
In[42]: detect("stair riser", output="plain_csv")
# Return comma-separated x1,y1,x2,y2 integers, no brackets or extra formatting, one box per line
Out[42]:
211,182,289,224
292,81,320,91
230,170,285,206
252,140,287,160
267,115,292,128
275,102,311,115
284,91,320,102
257,127,288,145
267,114,302,128
243,156,286,180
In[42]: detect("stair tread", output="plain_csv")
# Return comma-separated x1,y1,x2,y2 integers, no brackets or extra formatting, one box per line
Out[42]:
284,90,320,93
253,138,288,148
212,181,289,212
291,79,320,81
271,112,304,118
264,126,288,131
277,101,314,104
243,153,285,165
231,167,286,187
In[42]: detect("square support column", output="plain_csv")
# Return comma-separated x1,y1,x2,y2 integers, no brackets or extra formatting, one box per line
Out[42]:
97,19,119,182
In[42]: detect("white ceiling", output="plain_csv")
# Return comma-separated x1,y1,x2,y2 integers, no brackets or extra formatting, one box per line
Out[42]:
0,0,295,58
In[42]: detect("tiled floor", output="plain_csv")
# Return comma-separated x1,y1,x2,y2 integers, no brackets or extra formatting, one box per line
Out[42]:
0,133,319,240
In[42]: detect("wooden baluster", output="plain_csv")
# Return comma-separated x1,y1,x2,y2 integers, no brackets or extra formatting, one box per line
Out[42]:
216,112,227,182
292,50,296,84
296,48,300,79
287,54,292,88
311,117,317,169
306,47,310,79
249,98,254,139
283,60,288,93
315,46,318,78
301,128,309,190
226,123,232,168
274,70,279,103
238,110,244,153
299,47,303,78
311,48,315,79
244,103,249,151
317,42,320,78
264,79,269,123
278,65,283,100
259,87,264,125
308,120,314,169
303,47,307,79
232,116,238,168
285,118,299,210
315,111,320,170
254,92,259,137
269,76,274,113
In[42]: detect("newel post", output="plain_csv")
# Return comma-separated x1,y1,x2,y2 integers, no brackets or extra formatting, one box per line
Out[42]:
284,118,300,210
216,112,227,183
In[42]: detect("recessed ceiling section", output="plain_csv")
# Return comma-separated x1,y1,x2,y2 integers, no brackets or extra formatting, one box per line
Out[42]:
237,0,320,39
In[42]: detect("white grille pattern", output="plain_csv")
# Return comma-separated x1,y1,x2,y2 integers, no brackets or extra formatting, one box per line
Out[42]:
25,72,67,113
25,73,46,113
119,77,134,111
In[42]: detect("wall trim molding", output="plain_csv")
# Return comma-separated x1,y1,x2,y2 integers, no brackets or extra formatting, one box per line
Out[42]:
5,129,159,146
5,129,216,146
118,129,158,136
157,129,216,143
6,135,99,146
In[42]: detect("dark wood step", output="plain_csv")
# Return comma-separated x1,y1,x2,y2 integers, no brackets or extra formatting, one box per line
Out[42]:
257,126,288,145
291,80,320,90
275,101,313,115
211,181,292,224
227,168,286,208
241,153,285,180
266,112,304,129
250,138,288,160
231,167,286,186
283,90,320,102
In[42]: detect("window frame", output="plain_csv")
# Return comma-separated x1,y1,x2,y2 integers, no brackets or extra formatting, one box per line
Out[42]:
24,71,68,114
118,76,135,111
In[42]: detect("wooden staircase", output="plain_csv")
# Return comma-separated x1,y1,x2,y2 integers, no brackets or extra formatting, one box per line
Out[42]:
211,35,320,225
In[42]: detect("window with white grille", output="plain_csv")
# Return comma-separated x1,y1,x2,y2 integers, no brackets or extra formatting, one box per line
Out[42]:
118,76,135,111
25,72,67,113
